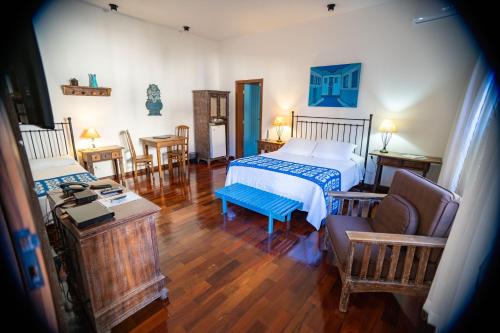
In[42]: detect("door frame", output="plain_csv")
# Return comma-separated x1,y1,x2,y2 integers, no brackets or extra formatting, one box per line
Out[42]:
235,79,263,158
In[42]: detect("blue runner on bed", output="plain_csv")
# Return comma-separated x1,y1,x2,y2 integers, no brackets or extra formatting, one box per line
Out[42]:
34,172,97,197
229,155,341,214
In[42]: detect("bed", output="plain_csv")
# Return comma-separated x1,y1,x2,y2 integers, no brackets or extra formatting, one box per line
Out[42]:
226,112,373,230
20,118,96,221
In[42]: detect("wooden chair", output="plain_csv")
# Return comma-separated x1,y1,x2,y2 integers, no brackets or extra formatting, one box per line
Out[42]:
167,125,189,169
323,169,460,312
124,130,153,177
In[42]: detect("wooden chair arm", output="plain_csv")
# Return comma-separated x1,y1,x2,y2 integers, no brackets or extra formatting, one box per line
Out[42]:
346,231,447,248
341,231,447,284
328,191,387,200
327,192,386,217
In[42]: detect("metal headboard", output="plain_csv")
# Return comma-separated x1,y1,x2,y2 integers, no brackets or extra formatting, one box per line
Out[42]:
20,117,77,161
291,111,373,183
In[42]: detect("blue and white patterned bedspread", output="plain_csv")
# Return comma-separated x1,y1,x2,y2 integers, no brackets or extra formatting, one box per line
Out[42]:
229,155,341,213
34,172,97,197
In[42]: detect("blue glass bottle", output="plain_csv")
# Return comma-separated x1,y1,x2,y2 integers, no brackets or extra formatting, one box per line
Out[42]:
88,74,98,88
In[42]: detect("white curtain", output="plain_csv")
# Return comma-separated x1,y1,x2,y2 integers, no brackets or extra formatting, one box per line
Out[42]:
437,56,489,192
423,57,499,332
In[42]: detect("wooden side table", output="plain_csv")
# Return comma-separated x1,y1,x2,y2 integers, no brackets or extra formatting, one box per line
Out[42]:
80,145,124,179
370,150,442,192
257,139,285,153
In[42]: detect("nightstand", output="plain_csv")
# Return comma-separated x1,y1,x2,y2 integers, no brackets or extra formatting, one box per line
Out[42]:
257,139,285,153
369,150,442,192
79,145,125,180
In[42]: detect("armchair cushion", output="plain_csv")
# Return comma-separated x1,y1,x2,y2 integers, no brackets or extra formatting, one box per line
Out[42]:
326,215,391,276
370,194,418,235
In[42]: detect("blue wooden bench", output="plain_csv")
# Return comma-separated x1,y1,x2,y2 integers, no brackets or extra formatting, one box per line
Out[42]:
215,183,303,234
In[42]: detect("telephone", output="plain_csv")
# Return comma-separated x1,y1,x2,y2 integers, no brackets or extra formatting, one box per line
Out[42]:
59,181,89,196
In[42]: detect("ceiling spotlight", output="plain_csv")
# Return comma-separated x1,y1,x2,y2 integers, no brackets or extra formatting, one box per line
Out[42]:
183,25,190,32
327,3,336,11
109,3,118,11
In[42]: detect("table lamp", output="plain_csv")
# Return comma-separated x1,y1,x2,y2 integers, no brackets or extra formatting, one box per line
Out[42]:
272,116,286,143
379,119,396,153
80,128,100,148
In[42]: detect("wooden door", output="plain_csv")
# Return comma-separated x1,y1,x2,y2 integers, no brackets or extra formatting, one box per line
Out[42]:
210,95,218,118
0,97,60,331
219,94,227,118
235,79,263,158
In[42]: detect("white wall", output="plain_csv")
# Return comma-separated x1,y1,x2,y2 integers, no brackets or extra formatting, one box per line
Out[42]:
219,0,478,185
35,0,479,185
34,0,219,177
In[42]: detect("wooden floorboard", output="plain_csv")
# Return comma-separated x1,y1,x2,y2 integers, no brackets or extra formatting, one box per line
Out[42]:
92,164,418,333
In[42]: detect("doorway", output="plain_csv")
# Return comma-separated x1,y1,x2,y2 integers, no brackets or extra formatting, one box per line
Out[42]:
235,79,263,158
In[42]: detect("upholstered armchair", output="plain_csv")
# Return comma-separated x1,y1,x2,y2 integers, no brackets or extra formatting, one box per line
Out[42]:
323,169,460,312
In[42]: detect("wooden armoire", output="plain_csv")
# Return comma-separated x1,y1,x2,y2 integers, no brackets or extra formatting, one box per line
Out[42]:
192,90,230,166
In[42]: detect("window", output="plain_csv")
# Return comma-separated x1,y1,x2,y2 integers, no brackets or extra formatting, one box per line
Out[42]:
351,69,359,88
343,75,349,88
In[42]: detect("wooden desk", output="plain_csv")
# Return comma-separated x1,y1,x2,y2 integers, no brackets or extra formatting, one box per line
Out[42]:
257,139,285,153
48,179,167,332
79,145,124,180
140,136,186,175
370,150,442,192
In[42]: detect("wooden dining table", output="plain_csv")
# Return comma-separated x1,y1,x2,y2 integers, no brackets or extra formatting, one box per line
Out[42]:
140,135,186,175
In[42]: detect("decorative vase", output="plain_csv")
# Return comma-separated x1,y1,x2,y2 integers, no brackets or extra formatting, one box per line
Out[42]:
88,74,98,88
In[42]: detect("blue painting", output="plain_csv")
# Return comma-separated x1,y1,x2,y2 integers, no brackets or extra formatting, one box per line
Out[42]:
146,84,163,116
308,63,361,107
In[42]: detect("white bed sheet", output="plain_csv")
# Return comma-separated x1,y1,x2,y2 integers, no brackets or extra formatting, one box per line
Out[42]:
225,151,364,230
31,159,88,222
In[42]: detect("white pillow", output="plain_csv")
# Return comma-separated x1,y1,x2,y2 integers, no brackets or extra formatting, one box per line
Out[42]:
350,153,365,164
278,138,317,156
29,156,77,171
311,140,357,160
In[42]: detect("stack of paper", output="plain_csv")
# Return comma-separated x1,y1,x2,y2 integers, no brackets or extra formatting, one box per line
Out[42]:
98,191,141,208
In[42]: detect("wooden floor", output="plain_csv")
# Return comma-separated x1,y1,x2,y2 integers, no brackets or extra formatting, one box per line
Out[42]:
94,163,417,333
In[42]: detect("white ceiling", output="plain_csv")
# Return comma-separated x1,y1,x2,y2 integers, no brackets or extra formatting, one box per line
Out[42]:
82,0,393,41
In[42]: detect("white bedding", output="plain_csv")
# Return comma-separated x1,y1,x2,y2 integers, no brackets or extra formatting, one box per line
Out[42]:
30,157,88,222
225,151,364,230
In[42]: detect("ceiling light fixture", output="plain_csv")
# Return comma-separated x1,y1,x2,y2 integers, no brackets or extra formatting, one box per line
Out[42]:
109,3,118,12
183,26,190,32
327,3,336,11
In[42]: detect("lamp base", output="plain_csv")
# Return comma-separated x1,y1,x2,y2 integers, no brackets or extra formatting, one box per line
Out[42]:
379,148,388,153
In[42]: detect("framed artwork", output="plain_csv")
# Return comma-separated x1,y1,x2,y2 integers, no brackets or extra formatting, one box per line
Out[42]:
308,63,361,107
146,84,163,116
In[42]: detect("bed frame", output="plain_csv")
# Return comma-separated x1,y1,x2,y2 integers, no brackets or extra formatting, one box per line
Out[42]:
19,117,77,161
290,111,373,183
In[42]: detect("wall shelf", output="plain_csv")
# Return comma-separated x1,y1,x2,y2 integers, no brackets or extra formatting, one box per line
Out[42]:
61,85,112,96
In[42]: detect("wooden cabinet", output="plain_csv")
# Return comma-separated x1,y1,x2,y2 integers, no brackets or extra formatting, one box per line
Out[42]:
48,179,167,332
193,90,230,166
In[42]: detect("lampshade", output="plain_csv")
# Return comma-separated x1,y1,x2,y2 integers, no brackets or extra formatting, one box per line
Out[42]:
272,116,286,126
80,128,101,139
379,119,397,133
